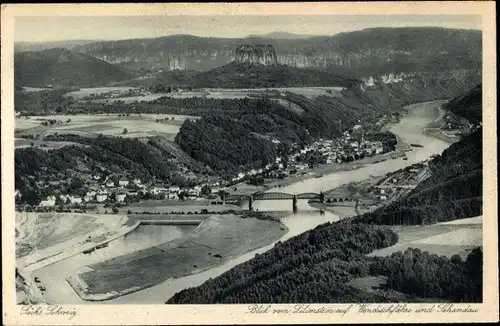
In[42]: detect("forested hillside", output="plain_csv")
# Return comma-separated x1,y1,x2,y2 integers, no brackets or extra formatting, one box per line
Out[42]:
15,48,133,87
443,84,482,124
173,62,359,88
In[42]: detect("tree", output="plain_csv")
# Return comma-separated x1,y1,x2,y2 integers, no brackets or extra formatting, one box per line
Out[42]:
112,206,119,214
122,128,128,135
201,185,212,196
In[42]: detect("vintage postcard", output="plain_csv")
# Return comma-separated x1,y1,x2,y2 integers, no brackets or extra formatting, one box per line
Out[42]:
2,2,498,325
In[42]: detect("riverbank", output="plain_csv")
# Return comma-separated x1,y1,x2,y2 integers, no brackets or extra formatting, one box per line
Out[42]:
16,213,136,270
66,213,287,301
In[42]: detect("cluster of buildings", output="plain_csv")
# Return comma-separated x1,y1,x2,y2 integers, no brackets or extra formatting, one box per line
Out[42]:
370,161,430,202
31,174,222,208
293,129,385,165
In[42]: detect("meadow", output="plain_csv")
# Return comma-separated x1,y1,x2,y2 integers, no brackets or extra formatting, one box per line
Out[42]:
80,86,345,104
367,216,482,259
15,114,197,142
65,87,135,99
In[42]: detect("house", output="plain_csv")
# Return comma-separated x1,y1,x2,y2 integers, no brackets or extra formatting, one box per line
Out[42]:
379,195,387,201
96,193,108,202
106,181,115,188
168,185,181,193
116,193,126,202
40,196,56,207
118,180,129,187
194,185,202,192
133,178,142,186
150,187,161,195
237,172,245,179
86,191,96,198
380,189,385,195
188,189,199,197
84,195,93,202
167,193,178,200
296,164,307,170
275,157,282,163
69,196,83,204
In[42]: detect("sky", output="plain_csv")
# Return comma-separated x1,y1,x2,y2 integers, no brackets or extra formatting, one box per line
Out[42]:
15,14,482,43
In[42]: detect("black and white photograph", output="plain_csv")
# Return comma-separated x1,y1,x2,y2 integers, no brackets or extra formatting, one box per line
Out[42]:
2,2,498,325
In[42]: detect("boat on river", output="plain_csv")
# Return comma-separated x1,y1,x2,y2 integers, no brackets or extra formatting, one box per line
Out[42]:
83,248,96,254
96,243,109,249
410,143,424,148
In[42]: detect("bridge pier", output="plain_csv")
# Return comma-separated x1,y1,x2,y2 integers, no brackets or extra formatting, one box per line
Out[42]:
292,195,297,212
248,195,253,211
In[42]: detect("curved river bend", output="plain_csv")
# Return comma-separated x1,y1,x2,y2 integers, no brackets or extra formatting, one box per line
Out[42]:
32,100,450,304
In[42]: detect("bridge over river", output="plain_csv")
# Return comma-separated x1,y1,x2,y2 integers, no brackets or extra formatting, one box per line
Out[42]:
225,191,355,211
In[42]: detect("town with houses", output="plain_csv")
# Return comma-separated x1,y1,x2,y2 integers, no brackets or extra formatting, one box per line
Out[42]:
15,117,409,214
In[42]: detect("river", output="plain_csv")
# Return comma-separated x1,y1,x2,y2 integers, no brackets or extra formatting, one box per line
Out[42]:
30,100,449,304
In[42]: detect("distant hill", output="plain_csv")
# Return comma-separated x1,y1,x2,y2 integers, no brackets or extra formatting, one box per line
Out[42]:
71,27,482,75
246,31,318,39
118,61,359,89
14,48,134,87
14,40,100,52
443,84,482,124
188,62,359,88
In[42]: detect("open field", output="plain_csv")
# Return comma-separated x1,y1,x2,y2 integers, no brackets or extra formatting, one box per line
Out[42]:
66,87,135,99
205,87,345,99
83,86,345,104
15,114,197,140
15,138,84,149
21,87,53,92
70,214,287,300
367,216,482,259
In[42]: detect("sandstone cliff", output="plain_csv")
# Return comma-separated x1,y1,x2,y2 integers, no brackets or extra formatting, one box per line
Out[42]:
234,44,278,66
67,27,481,76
